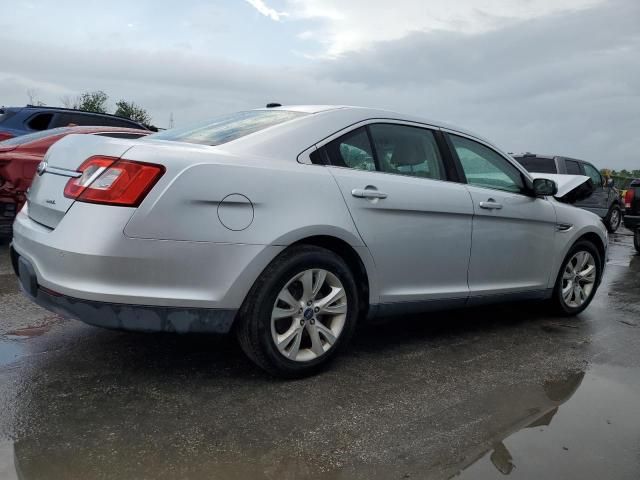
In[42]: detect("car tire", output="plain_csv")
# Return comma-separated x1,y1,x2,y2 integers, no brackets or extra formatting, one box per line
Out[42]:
634,229,640,253
235,245,359,378
605,205,622,233
550,240,602,316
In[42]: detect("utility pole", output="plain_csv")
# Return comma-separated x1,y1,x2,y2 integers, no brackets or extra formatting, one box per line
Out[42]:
168,112,175,129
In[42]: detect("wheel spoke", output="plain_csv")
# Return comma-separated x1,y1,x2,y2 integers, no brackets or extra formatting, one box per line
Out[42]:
277,326,303,358
306,323,325,356
578,264,595,282
272,306,296,320
315,321,337,345
562,282,573,301
577,252,589,270
277,288,299,310
312,270,327,298
316,287,346,314
300,270,314,301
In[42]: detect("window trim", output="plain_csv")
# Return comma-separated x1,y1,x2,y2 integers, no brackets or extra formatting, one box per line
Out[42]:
299,118,464,183
443,130,534,196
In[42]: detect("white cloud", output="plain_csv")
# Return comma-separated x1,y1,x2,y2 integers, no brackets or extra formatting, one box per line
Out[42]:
286,0,603,56
245,0,289,21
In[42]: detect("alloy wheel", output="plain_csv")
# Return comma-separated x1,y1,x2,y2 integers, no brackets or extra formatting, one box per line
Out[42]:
270,269,348,362
610,208,621,231
561,251,597,308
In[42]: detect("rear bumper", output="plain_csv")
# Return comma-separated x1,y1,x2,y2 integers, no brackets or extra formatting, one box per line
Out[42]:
11,202,284,310
11,245,237,333
623,214,639,230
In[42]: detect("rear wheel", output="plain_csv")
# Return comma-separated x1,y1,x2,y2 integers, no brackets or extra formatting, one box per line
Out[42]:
550,240,602,316
634,229,640,253
605,205,622,233
236,245,359,378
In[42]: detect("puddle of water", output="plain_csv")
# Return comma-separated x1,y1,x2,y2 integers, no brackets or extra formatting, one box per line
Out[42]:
0,339,26,367
456,363,640,479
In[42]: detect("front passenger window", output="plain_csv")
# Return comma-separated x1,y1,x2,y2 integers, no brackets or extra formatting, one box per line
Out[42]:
450,135,525,194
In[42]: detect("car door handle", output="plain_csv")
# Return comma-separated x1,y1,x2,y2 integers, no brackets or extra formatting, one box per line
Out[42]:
351,188,388,199
479,200,503,210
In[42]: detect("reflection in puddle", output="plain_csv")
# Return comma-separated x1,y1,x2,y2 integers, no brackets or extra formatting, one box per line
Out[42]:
0,339,25,367
458,364,640,479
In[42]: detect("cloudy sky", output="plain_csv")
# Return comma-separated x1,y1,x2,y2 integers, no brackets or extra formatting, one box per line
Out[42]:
1,0,638,168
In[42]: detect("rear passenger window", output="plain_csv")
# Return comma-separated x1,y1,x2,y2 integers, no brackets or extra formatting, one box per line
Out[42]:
27,113,53,131
565,160,583,175
369,124,445,180
516,156,557,174
325,127,376,171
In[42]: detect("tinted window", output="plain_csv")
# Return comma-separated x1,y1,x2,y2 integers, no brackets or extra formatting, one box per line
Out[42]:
516,156,557,174
149,110,307,146
27,113,53,131
565,160,583,175
326,127,375,171
0,127,72,146
369,124,445,180
583,163,603,187
450,135,525,193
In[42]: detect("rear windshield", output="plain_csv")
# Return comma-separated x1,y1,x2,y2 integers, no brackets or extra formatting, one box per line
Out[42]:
0,127,72,146
148,110,307,146
516,156,557,174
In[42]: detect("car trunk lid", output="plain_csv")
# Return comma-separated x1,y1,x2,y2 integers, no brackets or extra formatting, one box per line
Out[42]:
26,134,136,228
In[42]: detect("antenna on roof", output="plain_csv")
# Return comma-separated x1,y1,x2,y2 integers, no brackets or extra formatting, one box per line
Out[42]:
266,103,282,108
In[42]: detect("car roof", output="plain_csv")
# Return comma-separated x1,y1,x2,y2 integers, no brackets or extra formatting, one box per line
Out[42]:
262,104,495,145
1,106,148,127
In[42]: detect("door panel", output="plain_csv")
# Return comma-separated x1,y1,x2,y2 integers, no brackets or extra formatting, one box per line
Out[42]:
574,163,608,217
447,133,557,296
465,186,557,294
330,167,473,303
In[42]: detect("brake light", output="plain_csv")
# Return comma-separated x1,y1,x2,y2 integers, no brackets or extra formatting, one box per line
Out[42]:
625,189,634,209
64,156,165,207
0,131,15,142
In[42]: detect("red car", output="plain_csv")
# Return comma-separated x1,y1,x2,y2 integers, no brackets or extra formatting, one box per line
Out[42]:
0,126,149,238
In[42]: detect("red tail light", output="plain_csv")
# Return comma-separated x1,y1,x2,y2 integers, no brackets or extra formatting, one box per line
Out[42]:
0,131,15,142
625,189,634,209
64,156,165,207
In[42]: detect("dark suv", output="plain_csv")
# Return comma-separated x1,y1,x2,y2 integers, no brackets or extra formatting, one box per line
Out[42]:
623,179,639,252
0,105,150,140
514,153,623,233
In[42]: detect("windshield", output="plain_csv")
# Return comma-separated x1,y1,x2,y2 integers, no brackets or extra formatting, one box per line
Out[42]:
0,127,72,146
148,110,307,146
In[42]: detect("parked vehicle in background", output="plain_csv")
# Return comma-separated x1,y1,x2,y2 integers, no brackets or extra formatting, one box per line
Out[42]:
622,179,640,252
0,126,150,238
11,105,608,377
514,153,623,233
0,105,152,141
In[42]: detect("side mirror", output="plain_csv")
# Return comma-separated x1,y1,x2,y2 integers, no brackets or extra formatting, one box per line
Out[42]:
533,178,558,196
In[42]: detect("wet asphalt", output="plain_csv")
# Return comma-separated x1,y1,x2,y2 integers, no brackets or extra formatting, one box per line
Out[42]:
0,231,639,480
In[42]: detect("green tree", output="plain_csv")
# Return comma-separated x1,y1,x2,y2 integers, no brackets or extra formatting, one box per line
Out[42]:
77,90,109,113
114,100,152,125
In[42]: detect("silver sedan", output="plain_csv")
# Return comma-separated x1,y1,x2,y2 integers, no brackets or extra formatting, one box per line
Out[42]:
11,105,608,376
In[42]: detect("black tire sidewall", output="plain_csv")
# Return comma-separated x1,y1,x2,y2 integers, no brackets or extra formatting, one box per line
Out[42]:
243,246,359,376
553,240,602,315
606,206,621,233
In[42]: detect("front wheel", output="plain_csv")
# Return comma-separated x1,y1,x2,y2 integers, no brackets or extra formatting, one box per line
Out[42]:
550,240,602,316
236,245,359,378
605,205,622,233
